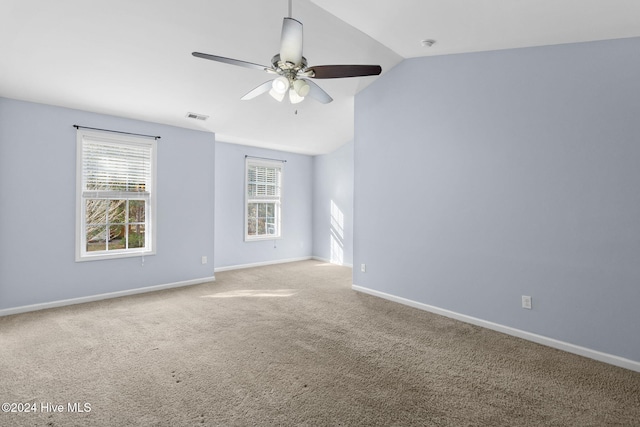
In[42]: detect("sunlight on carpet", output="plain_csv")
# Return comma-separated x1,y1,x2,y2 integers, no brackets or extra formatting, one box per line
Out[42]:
201,289,298,298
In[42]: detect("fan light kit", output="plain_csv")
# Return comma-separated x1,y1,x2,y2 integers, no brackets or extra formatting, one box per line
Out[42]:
192,0,382,104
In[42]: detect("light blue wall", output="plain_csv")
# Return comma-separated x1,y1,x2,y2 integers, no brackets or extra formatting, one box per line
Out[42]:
354,37,640,362
214,141,313,269
0,97,215,310
312,141,354,266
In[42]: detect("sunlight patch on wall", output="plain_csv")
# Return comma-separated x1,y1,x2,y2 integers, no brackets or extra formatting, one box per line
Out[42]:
330,200,344,265
331,200,344,238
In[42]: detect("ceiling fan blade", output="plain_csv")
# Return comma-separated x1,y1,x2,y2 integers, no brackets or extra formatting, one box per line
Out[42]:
280,18,303,65
303,79,333,104
307,64,382,79
241,80,274,100
192,52,269,72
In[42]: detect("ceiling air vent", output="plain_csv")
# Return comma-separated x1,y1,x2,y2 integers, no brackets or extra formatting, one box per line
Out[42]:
186,112,209,121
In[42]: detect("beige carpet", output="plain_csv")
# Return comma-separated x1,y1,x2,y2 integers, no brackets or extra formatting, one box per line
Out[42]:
1,260,638,426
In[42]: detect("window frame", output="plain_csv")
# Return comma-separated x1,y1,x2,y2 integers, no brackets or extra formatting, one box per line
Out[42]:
244,158,283,242
75,129,157,262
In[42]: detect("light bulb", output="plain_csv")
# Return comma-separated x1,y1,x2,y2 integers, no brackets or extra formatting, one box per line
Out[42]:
271,76,290,94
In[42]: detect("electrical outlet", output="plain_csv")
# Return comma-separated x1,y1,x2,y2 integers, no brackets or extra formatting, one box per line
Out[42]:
201,256,207,265
361,264,366,273
522,295,532,310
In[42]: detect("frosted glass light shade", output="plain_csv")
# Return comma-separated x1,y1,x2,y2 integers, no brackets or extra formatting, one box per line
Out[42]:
269,88,285,102
293,79,310,97
289,89,304,104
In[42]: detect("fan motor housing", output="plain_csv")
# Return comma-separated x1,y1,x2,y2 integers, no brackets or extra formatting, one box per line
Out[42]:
272,54,307,75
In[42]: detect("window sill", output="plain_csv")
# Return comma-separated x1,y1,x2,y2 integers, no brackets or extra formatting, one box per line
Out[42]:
244,235,282,242
75,250,155,262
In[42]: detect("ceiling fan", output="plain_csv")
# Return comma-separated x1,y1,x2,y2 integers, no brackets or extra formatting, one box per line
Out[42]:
192,1,382,104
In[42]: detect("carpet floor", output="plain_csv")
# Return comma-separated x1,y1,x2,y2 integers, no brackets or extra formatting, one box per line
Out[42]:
1,260,639,426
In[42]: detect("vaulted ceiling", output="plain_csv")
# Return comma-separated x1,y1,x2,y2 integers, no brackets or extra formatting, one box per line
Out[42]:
1,0,639,154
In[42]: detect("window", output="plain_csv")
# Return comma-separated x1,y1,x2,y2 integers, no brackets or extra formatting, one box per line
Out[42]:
245,158,283,241
76,129,156,261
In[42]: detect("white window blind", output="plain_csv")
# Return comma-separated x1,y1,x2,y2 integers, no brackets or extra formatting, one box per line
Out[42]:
248,165,281,199
82,140,152,197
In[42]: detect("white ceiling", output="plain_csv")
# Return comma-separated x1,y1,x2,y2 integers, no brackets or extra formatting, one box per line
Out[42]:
1,0,639,155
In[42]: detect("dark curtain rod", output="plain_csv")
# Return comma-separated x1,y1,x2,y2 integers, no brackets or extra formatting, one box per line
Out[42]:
245,155,287,163
73,125,161,140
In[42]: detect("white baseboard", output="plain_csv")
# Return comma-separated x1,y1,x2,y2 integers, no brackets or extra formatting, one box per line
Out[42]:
0,276,216,317
214,257,313,272
312,256,353,268
352,285,640,373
